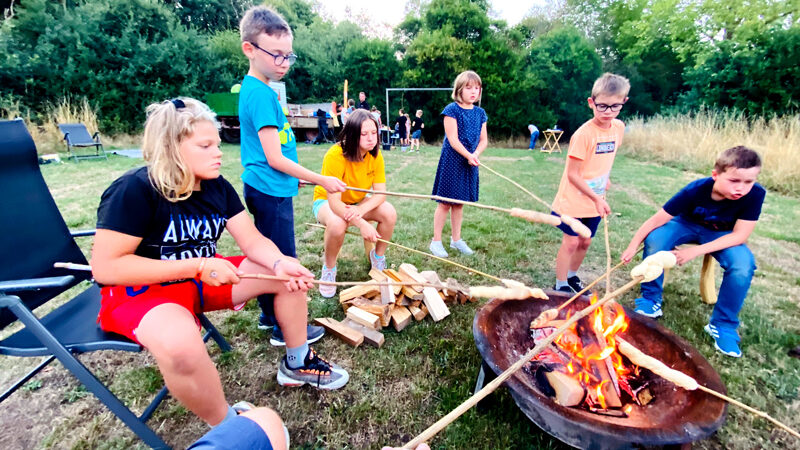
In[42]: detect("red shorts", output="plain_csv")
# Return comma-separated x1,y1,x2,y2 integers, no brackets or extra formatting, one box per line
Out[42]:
98,255,246,343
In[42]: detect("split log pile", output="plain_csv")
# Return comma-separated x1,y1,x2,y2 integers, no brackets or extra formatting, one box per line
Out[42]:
313,263,475,348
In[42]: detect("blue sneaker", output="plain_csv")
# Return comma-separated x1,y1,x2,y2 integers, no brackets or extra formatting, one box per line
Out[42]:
704,324,742,357
270,325,325,347
257,313,275,331
633,297,663,318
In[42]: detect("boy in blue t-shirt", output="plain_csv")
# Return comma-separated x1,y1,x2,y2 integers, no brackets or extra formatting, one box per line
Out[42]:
621,146,765,358
239,7,345,346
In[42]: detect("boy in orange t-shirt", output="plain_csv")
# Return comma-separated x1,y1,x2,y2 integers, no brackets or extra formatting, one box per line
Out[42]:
551,73,630,294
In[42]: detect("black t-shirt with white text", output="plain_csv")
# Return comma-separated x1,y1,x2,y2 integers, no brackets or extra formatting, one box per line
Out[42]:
96,166,245,260
663,177,765,232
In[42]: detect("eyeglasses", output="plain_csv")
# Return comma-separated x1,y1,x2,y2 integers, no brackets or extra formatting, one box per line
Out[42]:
250,42,297,66
592,99,625,112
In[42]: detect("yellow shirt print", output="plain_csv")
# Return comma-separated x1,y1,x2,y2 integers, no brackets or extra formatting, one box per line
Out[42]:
278,122,295,145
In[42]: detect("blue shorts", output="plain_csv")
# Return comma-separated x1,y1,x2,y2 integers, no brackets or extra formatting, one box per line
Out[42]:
312,199,328,220
411,129,422,139
552,212,602,237
188,415,272,450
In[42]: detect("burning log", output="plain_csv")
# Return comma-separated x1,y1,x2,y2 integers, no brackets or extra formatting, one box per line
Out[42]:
544,370,587,407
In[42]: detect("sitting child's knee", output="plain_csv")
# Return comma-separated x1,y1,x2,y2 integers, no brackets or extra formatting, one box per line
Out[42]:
157,341,207,375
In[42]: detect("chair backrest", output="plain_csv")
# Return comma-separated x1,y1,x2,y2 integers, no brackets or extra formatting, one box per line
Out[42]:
0,119,91,329
57,123,94,145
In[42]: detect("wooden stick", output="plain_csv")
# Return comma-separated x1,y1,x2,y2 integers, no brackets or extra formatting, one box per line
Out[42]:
303,223,502,282
403,276,645,449
695,385,800,439
478,162,551,210
604,216,612,297
341,186,560,226
615,337,800,440
478,162,590,237
240,273,458,292
54,262,92,271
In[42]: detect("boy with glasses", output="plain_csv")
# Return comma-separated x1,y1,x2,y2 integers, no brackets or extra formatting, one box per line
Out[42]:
238,6,349,385
550,73,629,295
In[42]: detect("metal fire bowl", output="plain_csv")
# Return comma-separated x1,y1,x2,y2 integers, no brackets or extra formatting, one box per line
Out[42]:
473,290,727,449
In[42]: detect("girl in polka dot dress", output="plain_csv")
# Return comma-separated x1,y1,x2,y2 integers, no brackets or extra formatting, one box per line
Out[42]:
429,71,488,257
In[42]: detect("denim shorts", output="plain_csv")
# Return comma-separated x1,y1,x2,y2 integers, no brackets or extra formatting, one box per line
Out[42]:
552,212,602,237
312,199,328,220
411,129,422,139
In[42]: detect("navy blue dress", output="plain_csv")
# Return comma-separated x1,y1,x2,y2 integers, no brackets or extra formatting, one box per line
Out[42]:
431,102,487,203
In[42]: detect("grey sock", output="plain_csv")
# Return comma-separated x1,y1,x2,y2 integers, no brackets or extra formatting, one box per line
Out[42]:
286,343,309,369
555,279,569,289
567,270,578,278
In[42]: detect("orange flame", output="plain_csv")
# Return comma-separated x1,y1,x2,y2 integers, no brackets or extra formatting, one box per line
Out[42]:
624,405,633,414
596,380,608,409
567,362,574,374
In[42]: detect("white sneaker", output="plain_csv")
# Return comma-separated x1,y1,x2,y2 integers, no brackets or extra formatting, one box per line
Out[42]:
450,238,474,255
369,250,387,271
429,240,449,258
319,265,337,298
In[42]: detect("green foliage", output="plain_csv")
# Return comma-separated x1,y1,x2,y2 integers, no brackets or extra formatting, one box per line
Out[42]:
683,27,800,117
0,0,237,132
528,26,602,132
164,0,251,33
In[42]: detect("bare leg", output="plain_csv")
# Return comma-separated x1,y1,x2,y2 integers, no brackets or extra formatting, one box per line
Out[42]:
233,259,309,349
569,236,593,272
363,202,397,256
555,235,581,280
317,203,347,269
433,203,450,241
450,204,464,241
137,304,228,426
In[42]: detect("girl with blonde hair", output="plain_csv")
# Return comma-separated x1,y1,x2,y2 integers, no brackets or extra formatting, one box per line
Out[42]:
91,98,349,432
429,70,488,257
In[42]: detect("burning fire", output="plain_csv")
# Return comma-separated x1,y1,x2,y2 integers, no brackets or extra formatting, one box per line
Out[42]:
531,293,642,415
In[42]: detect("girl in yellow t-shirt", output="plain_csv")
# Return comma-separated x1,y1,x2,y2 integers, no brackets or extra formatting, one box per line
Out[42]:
312,109,396,297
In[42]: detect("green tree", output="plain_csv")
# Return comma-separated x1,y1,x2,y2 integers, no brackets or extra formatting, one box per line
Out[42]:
528,26,602,133
0,0,235,132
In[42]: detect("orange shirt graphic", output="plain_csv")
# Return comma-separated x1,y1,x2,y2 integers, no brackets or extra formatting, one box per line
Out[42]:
552,119,624,218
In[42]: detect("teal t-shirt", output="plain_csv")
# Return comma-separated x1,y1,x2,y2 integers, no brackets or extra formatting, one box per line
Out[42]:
239,75,298,197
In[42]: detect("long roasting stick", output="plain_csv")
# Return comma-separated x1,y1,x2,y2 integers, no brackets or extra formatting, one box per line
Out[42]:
615,337,800,440
54,263,547,300
478,162,591,238
605,219,612,295
303,223,502,282
341,186,562,227
53,263,463,293
403,275,646,449
529,245,644,329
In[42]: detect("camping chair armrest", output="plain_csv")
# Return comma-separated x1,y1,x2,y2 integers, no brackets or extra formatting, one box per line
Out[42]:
0,276,75,294
62,132,70,142
92,132,101,142
71,229,96,237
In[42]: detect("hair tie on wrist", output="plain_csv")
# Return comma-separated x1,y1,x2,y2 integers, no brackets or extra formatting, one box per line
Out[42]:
196,258,207,278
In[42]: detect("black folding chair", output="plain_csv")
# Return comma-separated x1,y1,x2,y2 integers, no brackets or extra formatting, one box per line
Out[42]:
0,119,231,449
57,123,107,161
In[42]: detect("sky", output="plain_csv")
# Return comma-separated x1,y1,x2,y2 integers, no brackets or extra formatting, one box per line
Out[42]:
319,0,547,36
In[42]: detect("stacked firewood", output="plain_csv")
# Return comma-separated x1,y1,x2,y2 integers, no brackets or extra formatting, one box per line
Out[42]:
313,263,474,348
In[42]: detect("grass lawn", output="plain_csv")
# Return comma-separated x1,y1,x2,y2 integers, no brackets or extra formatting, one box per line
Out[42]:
1,143,799,449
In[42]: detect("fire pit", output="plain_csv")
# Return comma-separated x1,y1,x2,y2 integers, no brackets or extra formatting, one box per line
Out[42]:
473,290,727,449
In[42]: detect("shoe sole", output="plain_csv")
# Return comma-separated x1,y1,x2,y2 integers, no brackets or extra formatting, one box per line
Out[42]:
269,332,325,347
276,369,350,390
704,325,742,357
634,308,663,318
257,324,274,331
318,289,337,298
